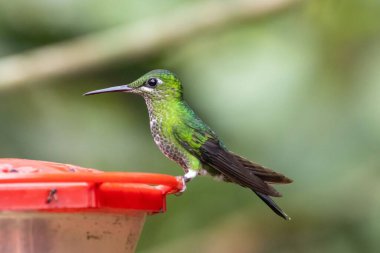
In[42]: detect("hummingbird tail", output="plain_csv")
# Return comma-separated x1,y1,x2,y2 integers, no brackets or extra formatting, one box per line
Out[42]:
231,153,293,184
255,192,290,220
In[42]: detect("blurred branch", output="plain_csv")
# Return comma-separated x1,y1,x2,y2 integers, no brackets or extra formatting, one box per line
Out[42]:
0,0,299,89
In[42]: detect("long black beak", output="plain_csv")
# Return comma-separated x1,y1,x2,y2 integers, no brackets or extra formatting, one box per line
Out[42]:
83,85,133,96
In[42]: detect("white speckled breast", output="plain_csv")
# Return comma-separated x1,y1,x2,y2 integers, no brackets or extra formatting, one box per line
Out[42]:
145,98,189,170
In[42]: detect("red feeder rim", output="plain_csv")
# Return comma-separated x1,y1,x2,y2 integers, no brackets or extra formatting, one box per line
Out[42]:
0,158,183,213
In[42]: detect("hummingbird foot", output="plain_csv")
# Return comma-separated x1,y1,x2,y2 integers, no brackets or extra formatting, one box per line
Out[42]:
175,176,187,196
175,169,198,196
184,169,198,182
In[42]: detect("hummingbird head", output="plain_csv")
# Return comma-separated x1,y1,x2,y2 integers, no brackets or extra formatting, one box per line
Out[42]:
84,69,183,100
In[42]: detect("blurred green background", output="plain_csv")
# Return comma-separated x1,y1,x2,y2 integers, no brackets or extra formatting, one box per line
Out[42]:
0,0,379,252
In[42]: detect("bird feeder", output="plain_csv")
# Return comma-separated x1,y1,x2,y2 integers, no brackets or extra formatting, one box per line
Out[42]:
0,158,183,253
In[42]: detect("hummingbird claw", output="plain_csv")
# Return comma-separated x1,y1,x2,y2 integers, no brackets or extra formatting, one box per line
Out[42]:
175,176,187,196
175,169,197,196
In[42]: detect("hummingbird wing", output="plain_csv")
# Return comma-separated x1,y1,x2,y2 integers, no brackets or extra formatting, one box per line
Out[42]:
173,120,281,197
173,120,291,219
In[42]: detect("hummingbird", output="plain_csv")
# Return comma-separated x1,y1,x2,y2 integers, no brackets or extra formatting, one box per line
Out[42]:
84,69,293,220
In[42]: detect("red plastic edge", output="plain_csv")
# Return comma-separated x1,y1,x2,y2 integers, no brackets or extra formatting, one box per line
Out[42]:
0,159,183,213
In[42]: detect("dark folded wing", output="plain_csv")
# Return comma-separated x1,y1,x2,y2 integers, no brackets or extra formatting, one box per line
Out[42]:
173,123,281,197
198,138,281,197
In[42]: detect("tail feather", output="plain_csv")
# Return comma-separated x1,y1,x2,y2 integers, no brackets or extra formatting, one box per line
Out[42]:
255,192,290,220
232,153,293,184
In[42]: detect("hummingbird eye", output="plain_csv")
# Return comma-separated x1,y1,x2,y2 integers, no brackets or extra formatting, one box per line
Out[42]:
147,78,158,87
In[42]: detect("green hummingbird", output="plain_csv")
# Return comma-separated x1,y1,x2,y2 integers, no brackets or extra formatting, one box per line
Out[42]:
84,69,293,220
